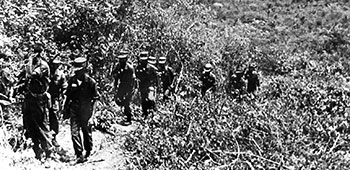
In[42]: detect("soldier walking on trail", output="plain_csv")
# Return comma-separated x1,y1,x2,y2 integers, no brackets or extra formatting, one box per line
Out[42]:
112,51,136,125
20,45,53,161
135,51,158,119
228,69,246,100
244,63,260,94
48,59,68,147
199,63,216,97
158,56,175,100
63,57,99,163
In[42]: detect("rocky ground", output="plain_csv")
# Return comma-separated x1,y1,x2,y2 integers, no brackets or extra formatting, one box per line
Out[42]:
0,119,138,170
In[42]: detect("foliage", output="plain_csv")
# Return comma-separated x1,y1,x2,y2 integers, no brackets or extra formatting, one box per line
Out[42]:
1,0,350,169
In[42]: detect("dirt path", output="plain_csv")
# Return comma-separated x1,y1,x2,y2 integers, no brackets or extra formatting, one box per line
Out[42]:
1,120,137,170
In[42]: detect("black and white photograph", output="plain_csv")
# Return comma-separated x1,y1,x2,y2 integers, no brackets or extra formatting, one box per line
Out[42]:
1,0,350,169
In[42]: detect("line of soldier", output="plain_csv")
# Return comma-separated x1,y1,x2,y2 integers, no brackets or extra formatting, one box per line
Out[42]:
4,45,98,164
0,47,177,164
0,45,259,164
112,50,176,125
112,50,260,125
199,62,260,99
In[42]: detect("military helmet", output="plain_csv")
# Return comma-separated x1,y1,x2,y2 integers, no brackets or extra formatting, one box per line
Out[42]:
118,50,129,59
159,56,166,64
140,51,149,56
72,57,87,71
139,51,149,60
148,56,157,65
204,63,213,72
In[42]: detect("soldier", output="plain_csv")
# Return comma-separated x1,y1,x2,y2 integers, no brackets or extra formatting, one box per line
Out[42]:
63,57,99,163
245,63,260,94
48,59,68,147
158,56,175,100
20,45,53,161
228,69,246,100
199,63,216,97
135,51,158,119
112,51,136,125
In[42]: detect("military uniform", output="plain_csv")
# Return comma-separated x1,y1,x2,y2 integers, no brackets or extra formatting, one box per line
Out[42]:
245,64,260,94
63,57,99,163
199,64,216,97
21,48,53,160
135,52,158,118
112,52,135,124
158,56,175,100
228,69,246,99
48,59,67,146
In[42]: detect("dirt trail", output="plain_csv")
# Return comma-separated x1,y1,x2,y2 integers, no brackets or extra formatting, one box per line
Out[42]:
1,120,137,170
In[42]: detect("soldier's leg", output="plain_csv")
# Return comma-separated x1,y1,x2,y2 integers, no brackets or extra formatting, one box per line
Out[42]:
80,103,93,158
70,116,83,157
201,86,208,97
49,99,60,147
123,103,132,123
81,119,92,158
141,99,148,118
40,99,54,157
147,87,156,116
50,99,59,134
39,138,51,159
124,95,132,122
140,92,148,118
22,101,30,138
32,137,43,160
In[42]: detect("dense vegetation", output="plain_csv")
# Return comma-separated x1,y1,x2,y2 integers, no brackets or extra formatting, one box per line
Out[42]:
1,0,350,169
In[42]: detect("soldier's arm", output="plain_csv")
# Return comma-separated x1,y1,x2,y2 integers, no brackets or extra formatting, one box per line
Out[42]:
131,65,136,90
149,65,159,87
62,79,72,119
92,78,99,101
211,73,217,85
155,66,160,87
112,66,120,89
169,67,176,90
63,80,72,107
211,73,217,92
89,79,99,121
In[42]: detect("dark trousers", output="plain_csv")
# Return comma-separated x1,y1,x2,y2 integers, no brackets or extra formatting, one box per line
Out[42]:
23,94,52,158
140,90,156,118
69,101,93,156
115,91,132,122
49,98,60,136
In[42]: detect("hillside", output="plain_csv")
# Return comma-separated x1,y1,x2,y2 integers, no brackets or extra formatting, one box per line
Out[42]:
1,0,350,169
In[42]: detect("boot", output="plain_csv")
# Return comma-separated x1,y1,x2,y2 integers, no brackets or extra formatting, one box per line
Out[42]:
45,149,52,159
76,154,87,164
33,145,43,160
85,150,91,158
